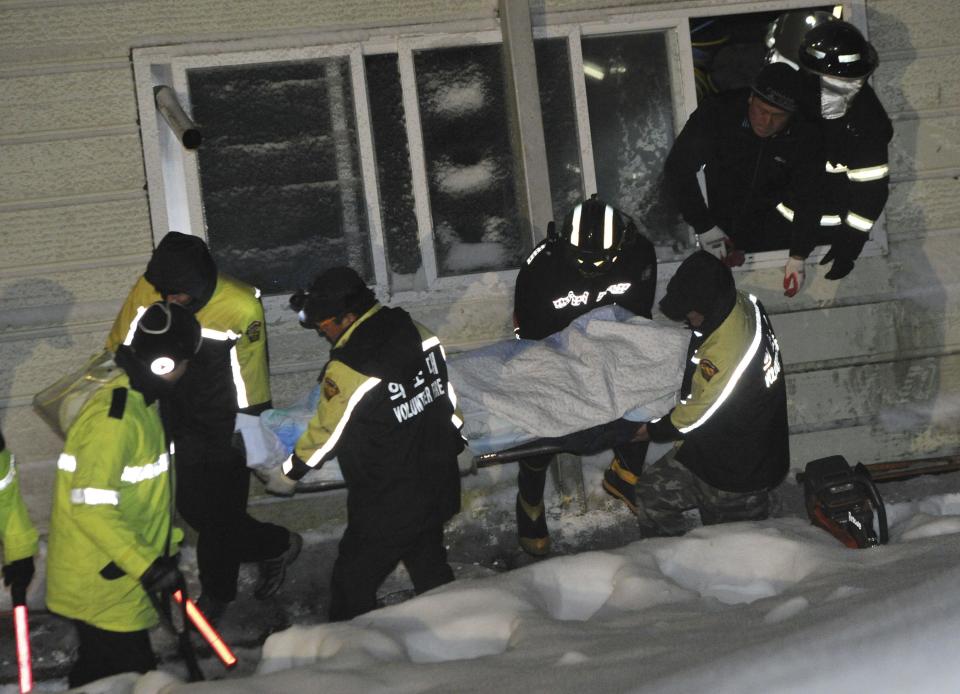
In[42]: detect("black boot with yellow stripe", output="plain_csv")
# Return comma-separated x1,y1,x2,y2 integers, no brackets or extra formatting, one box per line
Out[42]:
516,493,550,556
603,456,640,515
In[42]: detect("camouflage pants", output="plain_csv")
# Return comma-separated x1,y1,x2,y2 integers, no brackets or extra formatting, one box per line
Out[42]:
634,448,771,537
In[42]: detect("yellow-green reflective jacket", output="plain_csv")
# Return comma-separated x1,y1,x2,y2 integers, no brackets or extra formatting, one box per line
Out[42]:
0,446,39,564
46,371,181,632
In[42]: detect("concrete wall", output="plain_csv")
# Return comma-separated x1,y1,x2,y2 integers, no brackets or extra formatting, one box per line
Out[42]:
1,0,958,534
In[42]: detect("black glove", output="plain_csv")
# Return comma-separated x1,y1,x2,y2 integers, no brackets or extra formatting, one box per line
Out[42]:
139,555,183,594
820,230,868,281
3,557,35,606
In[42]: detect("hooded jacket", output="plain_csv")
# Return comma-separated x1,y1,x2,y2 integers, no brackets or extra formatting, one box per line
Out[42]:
283,304,463,541
107,234,271,437
646,292,789,493
46,371,182,631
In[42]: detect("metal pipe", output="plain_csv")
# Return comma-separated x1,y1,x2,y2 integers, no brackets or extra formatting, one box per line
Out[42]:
154,85,202,150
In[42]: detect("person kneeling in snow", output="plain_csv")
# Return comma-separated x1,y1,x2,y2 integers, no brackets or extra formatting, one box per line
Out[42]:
629,251,790,535
263,266,464,621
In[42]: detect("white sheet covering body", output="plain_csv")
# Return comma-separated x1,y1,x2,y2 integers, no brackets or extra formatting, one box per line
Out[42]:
448,305,688,453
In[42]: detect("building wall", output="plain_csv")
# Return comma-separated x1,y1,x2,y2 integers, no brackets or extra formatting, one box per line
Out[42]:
1,0,958,532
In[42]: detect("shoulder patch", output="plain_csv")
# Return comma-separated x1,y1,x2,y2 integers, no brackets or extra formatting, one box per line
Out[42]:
108,388,128,419
699,359,719,381
322,377,340,401
246,320,262,342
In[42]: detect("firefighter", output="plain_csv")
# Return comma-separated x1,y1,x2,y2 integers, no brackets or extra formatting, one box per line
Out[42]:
106,232,301,623
512,195,657,555
263,266,463,621
1,429,39,606
627,251,789,535
778,19,893,296
663,62,820,264
46,302,198,687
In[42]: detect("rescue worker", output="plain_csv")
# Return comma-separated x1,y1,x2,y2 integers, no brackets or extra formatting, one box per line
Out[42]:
1,428,39,606
47,302,198,687
263,266,463,621
663,62,820,264
778,19,893,296
628,251,789,534
106,232,301,623
513,195,657,555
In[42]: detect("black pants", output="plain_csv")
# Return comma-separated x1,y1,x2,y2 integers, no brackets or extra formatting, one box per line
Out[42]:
174,433,290,602
69,620,156,688
518,421,649,506
328,523,454,622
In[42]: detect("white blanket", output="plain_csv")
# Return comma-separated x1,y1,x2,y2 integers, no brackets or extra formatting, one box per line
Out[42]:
448,306,688,453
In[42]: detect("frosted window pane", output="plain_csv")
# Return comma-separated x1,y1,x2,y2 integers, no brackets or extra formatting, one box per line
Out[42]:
414,44,524,277
188,60,372,294
365,53,423,282
581,32,689,259
535,38,584,228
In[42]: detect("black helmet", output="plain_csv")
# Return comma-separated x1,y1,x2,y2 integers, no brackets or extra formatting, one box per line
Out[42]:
560,195,631,275
765,10,836,67
129,302,201,376
290,266,376,328
799,20,878,79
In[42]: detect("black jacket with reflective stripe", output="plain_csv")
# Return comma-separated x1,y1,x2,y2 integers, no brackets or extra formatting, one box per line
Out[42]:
647,293,789,493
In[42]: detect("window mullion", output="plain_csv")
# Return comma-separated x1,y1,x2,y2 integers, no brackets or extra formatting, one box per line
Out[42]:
397,43,441,288
566,28,598,198
349,47,389,294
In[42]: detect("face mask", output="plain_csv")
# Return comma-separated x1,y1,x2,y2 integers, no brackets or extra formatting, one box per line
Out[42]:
820,75,865,119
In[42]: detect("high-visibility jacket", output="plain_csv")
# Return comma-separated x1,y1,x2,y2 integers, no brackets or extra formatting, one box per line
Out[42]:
46,371,181,632
647,292,789,493
0,437,39,565
106,273,271,436
283,304,463,541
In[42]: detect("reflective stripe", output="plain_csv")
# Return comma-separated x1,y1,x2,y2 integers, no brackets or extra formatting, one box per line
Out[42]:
298,377,382,470
678,295,763,434
825,161,848,174
57,453,77,472
421,336,440,351
447,380,459,410
838,52,862,64
820,214,843,226
847,164,888,182
122,306,149,346
229,345,249,409
603,204,614,249
0,455,15,491
201,328,241,341
845,212,875,232
451,413,464,430
776,202,795,222
254,287,262,299
569,203,583,247
121,453,169,484
70,488,119,506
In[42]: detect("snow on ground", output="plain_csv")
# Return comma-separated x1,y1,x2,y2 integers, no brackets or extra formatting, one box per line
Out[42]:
24,483,960,694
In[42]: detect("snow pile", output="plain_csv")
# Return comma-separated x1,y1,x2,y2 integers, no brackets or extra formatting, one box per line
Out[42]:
103,490,960,694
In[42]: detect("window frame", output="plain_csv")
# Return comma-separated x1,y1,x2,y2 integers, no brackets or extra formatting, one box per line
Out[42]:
132,0,881,300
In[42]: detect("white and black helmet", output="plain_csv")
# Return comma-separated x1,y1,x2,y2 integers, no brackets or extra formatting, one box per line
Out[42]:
560,195,632,274
798,20,878,79
765,10,836,68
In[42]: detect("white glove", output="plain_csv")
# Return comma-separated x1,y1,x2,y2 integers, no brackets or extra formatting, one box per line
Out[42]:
783,257,806,298
697,226,729,261
457,445,475,474
263,465,298,497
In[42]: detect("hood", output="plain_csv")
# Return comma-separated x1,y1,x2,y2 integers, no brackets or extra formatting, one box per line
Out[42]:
144,232,218,311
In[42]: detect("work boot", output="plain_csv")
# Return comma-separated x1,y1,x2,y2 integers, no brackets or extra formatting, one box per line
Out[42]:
195,593,229,627
516,494,550,556
254,532,303,600
603,456,640,516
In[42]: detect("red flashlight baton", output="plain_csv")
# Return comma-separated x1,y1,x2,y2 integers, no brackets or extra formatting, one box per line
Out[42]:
172,590,237,668
13,603,33,693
